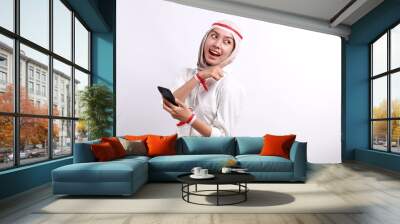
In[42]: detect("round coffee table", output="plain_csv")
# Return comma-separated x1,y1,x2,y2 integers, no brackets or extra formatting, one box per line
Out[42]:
177,172,255,206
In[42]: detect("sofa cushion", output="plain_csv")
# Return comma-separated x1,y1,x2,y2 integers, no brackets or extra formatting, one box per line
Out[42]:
115,155,150,163
260,134,296,159
235,137,263,155
91,142,118,161
101,137,127,158
118,138,147,156
177,137,236,155
147,134,177,157
236,155,293,172
148,154,235,172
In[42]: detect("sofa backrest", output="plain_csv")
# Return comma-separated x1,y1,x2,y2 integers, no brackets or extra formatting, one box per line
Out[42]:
235,137,263,155
177,136,236,155
73,139,100,163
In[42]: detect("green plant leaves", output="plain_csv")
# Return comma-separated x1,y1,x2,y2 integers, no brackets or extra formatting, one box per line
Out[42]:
79,84,113,140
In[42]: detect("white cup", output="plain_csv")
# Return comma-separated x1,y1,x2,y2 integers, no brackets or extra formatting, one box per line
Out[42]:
221,167,232,174
200,169,208,176
191,167,202,176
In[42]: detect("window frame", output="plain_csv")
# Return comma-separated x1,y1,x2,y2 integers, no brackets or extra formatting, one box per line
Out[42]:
370,20,400,154
0,0,92,171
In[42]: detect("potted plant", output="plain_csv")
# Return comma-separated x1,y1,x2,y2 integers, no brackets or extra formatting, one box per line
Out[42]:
79,84,113,140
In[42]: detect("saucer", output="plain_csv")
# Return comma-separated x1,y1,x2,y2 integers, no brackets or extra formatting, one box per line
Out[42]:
190,174,215,179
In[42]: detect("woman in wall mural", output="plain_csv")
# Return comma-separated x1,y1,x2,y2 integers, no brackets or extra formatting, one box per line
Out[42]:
162,20,245,137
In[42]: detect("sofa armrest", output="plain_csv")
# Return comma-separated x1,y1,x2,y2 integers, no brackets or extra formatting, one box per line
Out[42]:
73,140,100,163
289,141,307,181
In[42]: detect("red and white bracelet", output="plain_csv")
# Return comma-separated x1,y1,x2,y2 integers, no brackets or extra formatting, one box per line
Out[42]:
194,73,208,91
176,113,197,127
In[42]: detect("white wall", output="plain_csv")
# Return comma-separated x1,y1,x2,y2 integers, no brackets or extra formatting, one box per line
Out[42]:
116,0,342,163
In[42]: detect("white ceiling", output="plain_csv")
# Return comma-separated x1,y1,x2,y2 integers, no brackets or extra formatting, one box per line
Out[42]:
166,0,384,39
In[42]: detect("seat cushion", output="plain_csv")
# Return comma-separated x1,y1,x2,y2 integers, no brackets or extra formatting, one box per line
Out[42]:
149,154,235,172
52,158,147,183
236,155,293,172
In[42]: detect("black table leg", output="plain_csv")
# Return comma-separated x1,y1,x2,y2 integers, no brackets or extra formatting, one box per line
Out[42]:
245,183,247,201
195,184,197,192
181,183,183,199
187,184,190,202
217,184,219,206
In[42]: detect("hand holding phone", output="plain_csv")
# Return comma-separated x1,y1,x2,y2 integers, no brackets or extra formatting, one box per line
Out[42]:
157,86,179,106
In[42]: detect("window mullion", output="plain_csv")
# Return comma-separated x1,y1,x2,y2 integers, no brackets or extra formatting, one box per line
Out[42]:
13,0,20,167
370,45,373,149
388,30,391,152
71,10,76,155
48,0,54,160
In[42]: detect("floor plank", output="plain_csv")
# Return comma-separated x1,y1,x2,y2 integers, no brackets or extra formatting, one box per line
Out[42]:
1,162,400,224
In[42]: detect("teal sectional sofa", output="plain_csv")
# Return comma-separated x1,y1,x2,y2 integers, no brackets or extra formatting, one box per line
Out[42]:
52,136,307,196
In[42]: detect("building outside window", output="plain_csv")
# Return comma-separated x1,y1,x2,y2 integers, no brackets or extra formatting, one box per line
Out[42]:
28,81,34,94
41,73,46,83
0,71,6,83
42,85,46,97
28,68,33,80
0,54,7,89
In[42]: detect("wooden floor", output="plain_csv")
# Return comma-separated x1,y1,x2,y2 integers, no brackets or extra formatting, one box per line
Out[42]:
1,162,400,224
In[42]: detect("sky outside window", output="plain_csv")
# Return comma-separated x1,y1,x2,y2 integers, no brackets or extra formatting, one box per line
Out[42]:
0,0,14,31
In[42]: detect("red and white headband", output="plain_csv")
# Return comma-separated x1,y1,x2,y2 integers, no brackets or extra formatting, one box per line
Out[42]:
212,22,243,40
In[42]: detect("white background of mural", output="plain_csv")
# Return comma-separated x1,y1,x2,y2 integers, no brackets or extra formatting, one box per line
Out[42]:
116,0,341,163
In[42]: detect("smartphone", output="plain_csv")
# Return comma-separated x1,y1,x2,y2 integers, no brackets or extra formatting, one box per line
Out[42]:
157,86,179,106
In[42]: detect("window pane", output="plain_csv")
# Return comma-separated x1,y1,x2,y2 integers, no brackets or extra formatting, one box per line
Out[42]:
0,34,14,112
392,24,400,70
20,117,49,165
20,44,49,115
0,0,13,31
0,116,13,170
74,69,89,118
372,121,388,151
372,33,387,76
75,120,88,143
53,0,72,60
53,119,72,157
391,120,400,153
20,0,49,49
391,72,400,118
53,59,72,117
75,18,89,69
372,77,387,119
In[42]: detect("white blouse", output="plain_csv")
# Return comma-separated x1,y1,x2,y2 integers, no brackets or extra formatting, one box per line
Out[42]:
173,68,245,137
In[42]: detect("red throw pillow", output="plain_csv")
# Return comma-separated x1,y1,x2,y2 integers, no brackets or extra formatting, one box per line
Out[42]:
91,142,118,161
101,137,127,158
146,134,177,157
259,134,296,159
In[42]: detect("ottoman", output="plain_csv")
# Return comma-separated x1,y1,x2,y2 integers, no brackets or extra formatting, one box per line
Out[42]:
52,157,148,196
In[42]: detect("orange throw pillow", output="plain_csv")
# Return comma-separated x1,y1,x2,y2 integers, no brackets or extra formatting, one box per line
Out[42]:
101,137,127,158
260,134,296,159
146,134,177,157
91,142,117,161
